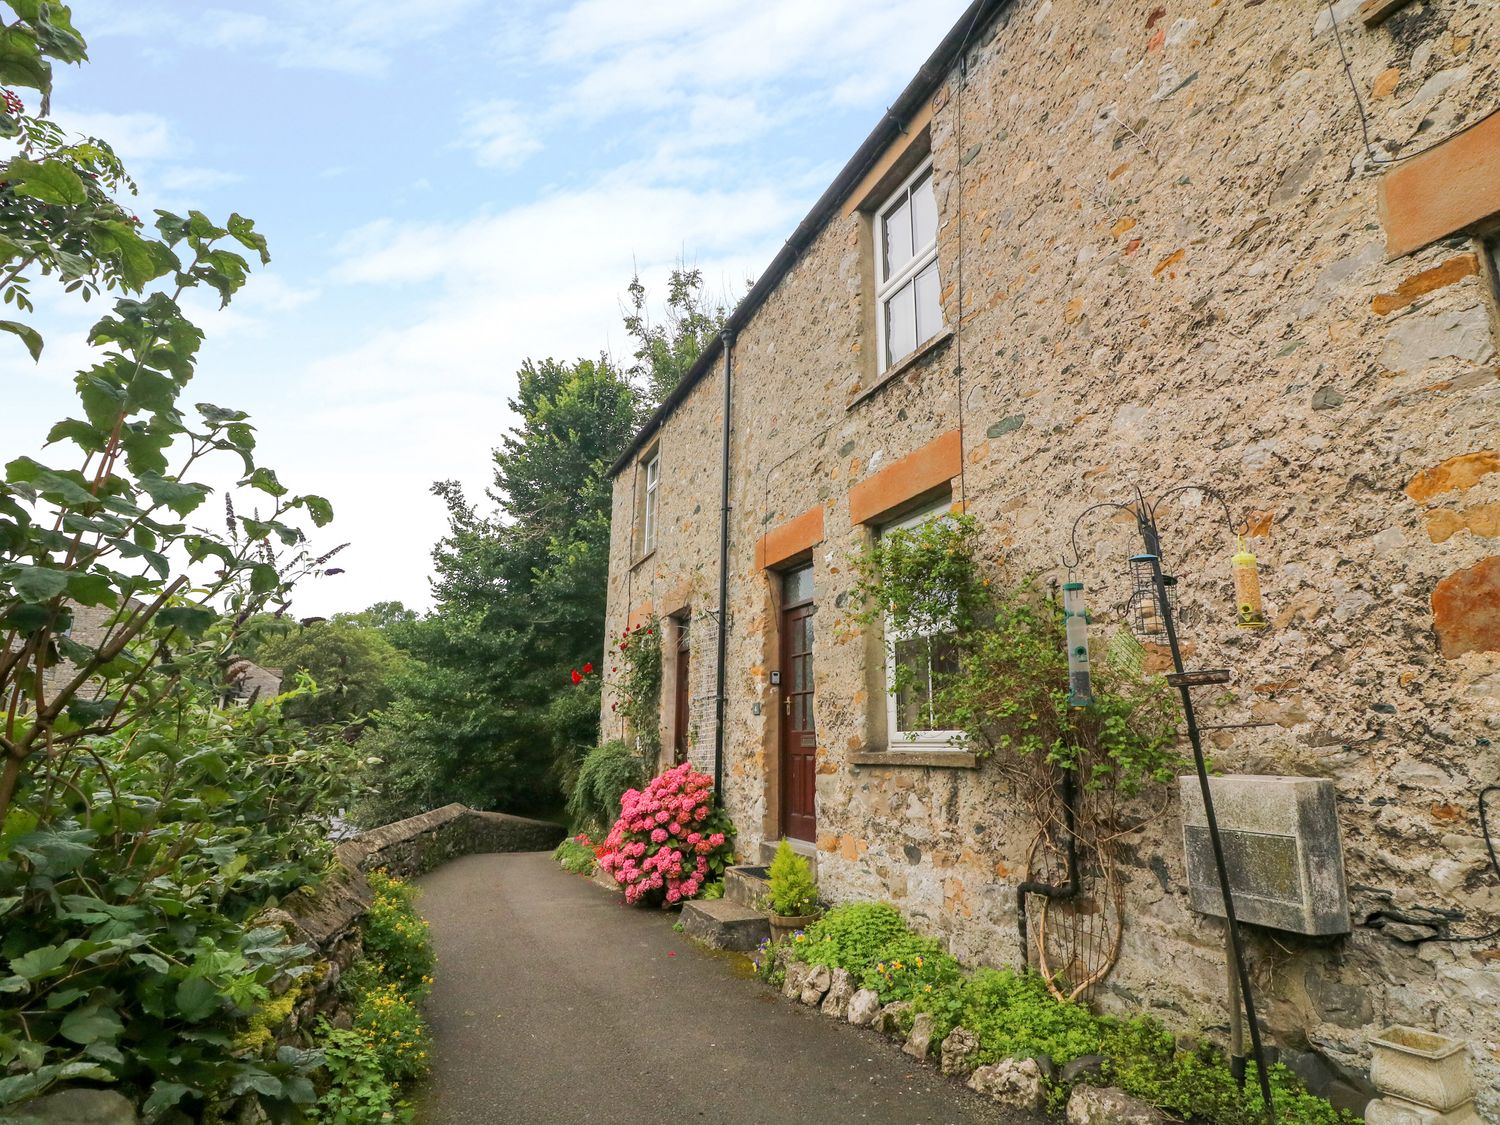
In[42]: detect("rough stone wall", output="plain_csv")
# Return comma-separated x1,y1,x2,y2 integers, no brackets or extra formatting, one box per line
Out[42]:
602,0,1500,1111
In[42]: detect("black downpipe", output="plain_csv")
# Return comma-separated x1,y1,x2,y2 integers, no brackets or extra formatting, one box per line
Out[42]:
712,331,734,803
1016,769,1080,965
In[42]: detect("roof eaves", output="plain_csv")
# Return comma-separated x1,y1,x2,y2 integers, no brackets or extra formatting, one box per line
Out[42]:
607,0,1011,479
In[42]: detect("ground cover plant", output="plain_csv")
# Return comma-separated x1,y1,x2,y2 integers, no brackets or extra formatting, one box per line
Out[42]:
553,834,597,875
309,872,435,1124
596,762,734,906
774,902,1356,1125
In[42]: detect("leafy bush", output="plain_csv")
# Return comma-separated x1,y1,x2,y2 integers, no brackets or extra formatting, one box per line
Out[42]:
861,934,961,1004
597,762,735,906
795,903,909,972
360,872,435,1000
764,839,819,916
351,979,430,1083
961,968,1104,1065
310,1024,410,1125
553,835,597,875
565,741,647,834
751,937,787,987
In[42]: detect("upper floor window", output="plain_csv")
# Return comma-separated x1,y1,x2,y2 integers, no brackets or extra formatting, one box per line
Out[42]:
642,453,660,555
877,160,941,372
881,498,961,748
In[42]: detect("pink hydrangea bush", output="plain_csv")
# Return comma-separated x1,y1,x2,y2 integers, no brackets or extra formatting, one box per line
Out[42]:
598,762,736,907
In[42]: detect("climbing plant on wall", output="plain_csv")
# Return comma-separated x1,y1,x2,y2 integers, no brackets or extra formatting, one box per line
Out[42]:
609,617,662,767
852,520,1183,1000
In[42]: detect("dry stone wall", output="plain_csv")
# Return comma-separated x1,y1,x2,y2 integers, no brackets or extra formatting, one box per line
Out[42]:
604,0,1500,1112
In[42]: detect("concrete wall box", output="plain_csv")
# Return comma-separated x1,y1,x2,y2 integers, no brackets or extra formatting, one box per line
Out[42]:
1179,775,1350,936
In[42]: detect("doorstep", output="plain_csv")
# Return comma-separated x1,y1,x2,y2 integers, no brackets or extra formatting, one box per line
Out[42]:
680,898,771,952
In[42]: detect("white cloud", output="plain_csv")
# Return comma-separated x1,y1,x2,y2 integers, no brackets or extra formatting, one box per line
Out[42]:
58,110,175,161
459,100,544,169
156,166,242,192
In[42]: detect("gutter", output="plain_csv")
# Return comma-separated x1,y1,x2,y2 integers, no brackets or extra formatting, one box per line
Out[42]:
607,0,1012,479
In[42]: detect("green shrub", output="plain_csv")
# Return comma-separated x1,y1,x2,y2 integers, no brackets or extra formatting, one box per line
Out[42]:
764,839,819,916
310,1022,411,1124
1101,1021,1358,1125
553,836,597,875
861,934,961,1004
351,978,431,1083
752,937,787,987
702,879,725,900
566,740,648,833
361,871,435,998
961,968,1105,1065
796,902,909,972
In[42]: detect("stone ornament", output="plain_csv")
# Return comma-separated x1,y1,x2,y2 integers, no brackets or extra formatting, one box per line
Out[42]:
967,1058,1046,1113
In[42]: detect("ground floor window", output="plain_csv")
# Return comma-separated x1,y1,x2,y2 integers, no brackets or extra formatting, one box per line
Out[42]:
880,499,962,747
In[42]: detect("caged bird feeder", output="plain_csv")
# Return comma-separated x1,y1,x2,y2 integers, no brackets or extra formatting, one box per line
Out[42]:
1127,557,1177,641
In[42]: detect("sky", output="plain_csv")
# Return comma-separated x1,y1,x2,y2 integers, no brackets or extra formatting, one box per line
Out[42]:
2,0,973,617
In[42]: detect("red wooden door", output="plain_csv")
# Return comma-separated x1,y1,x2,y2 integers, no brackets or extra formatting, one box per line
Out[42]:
673,619,690,764
779,566,816,842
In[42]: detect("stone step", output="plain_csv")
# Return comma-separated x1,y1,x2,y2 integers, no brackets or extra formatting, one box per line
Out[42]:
680,898,771,952
724,864,771,908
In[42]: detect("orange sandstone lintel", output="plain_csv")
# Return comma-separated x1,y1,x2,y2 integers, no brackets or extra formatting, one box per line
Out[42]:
627,600,654,630
756,505,825,570
848,429,962,526
1379,109,1500,258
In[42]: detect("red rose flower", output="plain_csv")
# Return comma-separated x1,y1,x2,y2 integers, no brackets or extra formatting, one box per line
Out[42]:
570,669,582,685
583,662,594,674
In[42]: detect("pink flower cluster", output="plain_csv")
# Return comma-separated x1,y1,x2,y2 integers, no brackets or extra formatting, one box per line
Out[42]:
598,762,734,907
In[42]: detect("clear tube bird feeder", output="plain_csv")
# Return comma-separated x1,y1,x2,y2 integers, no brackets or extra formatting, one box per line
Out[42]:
1128,555,1176,642
1062,579,1093,707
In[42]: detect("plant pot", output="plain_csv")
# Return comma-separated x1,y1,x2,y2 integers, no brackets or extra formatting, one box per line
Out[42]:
768,911,821,943
1369,1026,1476,1112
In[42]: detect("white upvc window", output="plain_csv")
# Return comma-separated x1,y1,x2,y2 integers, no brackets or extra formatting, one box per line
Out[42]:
642,453,660,555
882,499,962,748
876,159,941,372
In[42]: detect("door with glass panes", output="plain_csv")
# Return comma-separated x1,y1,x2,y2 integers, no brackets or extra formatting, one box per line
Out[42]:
778,564,816,842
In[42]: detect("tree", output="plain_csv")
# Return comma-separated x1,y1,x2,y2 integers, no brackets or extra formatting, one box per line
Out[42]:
622,265,730,408
355,357,639,823
255,618,409,729
0,5,347,1113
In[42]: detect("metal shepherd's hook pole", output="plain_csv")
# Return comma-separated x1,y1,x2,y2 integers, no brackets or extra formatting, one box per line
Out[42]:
1135,503,1276,1123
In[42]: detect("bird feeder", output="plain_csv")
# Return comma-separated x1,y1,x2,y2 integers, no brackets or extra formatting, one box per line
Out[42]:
1062,580,1093,707
1233,541,1268,629
1127,555,1176,642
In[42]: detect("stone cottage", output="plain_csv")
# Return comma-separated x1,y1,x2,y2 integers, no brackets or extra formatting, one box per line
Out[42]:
601,0,1500,1111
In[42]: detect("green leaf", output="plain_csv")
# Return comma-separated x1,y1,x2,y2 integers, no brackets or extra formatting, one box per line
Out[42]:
0,319,43,360
64,571,114,606
227,213,271,265
249,563,280,594
138,471,209,517
246,466,287,497
45,417,106,453
94,221,172,291
9,156,87,205
196,402,248,425
0,27,51,91
301,494,334,528
143,1082,194,1115
60,1004,123,1046
175,975,219,1022
156,605,216,637
11,563,69,600
9,942,73,981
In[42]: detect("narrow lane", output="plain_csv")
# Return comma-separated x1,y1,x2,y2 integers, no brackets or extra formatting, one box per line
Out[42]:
415,852,1040,1125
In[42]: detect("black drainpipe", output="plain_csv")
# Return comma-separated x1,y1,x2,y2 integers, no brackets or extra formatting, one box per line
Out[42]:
1016,768,1080,965
712,330,735,803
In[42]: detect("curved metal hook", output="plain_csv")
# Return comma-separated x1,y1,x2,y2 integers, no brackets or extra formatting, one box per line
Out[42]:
1060,500,1141,569
1148,484,1245,539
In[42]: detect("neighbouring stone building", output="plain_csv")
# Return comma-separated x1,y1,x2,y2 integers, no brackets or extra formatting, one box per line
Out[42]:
601,0,1500,1112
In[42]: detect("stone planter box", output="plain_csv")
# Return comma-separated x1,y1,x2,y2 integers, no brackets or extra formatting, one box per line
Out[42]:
1369,1026,1476,1112
592,864,621,895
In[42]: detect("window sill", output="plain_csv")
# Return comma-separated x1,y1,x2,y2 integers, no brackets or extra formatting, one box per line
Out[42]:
846,327,955,411
631,548,657,572
851,746,978,769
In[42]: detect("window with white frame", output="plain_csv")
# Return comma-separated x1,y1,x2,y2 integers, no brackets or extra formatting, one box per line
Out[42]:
642,453,660,555
881,498,962,748
876,160,941,372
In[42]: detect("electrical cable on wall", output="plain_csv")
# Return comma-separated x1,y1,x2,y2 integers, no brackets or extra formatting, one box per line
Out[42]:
1325,0,1490,167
